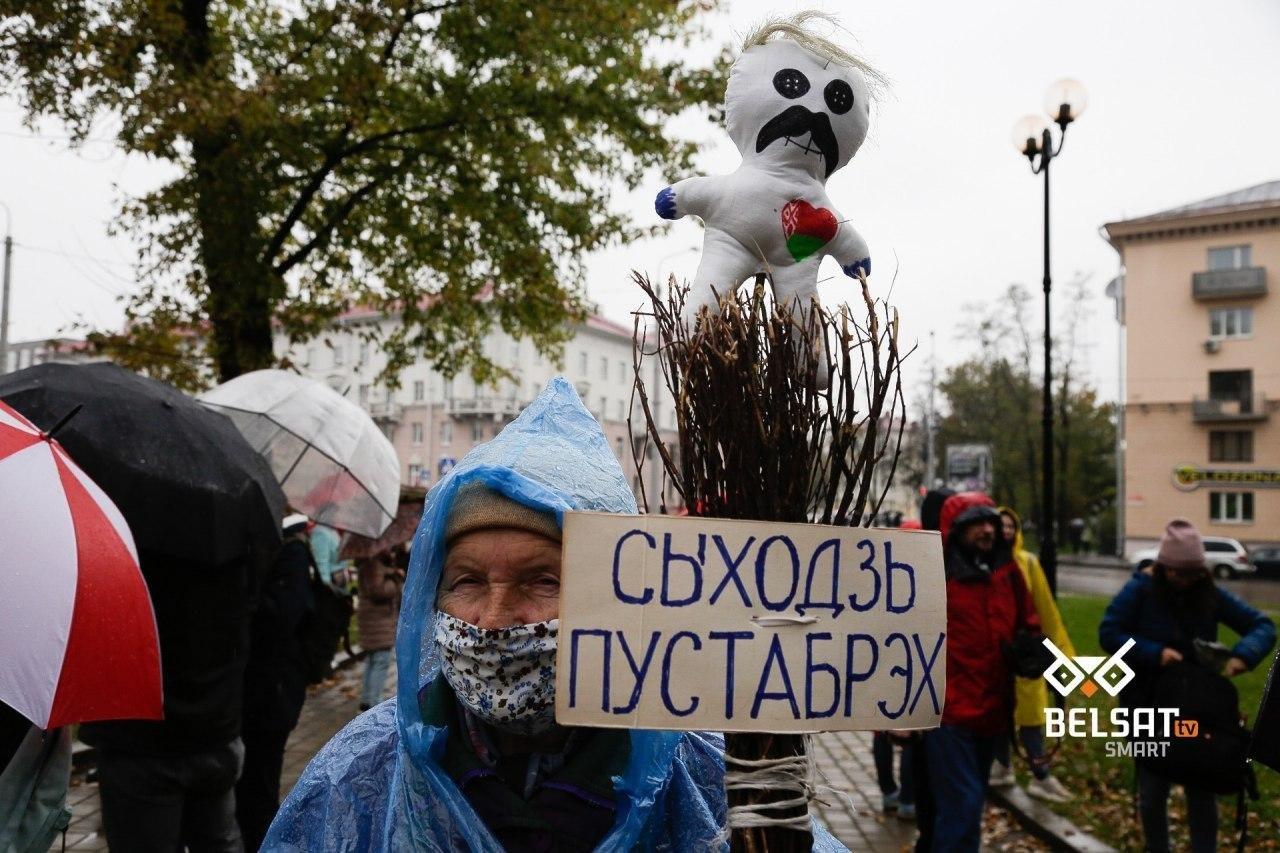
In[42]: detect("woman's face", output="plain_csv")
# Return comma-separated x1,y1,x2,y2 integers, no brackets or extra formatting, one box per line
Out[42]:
438,528,563,628
1161,562,1206,590
1001,514,1017,543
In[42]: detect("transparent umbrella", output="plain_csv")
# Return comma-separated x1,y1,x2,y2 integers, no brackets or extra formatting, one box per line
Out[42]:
200,370,399,538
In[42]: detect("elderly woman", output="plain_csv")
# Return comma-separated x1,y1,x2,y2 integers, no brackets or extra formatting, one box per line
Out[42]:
266,379,772,851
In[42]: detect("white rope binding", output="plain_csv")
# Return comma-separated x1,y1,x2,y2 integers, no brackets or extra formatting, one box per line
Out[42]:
721,735,817,833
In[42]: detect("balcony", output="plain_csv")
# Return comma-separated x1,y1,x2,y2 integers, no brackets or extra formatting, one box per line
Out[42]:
447,396,524,419
1192,267,1266,300
367,401,403,424
1192,395,1269,423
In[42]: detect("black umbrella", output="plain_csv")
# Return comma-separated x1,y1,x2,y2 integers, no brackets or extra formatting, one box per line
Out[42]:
0,363,285,565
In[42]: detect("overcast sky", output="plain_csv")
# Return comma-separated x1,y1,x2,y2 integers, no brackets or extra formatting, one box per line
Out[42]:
3,0,1279,404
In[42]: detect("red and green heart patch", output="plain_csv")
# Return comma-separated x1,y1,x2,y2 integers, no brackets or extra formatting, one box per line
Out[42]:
781,199,838,262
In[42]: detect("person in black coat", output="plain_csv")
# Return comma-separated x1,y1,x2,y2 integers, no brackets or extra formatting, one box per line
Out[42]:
912,487,953,853
236,514,315,851
80,541,259,852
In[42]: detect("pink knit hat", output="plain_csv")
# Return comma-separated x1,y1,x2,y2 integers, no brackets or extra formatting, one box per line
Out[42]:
1156,518,1206,571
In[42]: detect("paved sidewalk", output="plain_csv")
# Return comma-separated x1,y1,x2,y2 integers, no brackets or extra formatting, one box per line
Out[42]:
811,731,917,851
62,665,1041,852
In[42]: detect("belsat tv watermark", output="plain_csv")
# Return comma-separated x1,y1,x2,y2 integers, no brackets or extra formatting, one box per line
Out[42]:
1041,638,1197,758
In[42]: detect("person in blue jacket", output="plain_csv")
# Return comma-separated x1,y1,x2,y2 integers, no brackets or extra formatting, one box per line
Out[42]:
1099,518,1275,853
264,378,843,852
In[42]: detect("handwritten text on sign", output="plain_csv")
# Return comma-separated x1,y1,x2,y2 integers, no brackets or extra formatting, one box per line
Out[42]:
555,512,946,733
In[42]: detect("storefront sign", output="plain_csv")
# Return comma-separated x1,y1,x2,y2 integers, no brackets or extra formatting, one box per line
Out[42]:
1172,465,1280,491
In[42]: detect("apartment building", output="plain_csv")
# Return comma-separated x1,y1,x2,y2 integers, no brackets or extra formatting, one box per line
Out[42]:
277,310,680,508
1104,180,1280,552
1,337,98,374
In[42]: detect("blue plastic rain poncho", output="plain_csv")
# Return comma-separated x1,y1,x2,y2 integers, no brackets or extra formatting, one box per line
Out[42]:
264,378,844,851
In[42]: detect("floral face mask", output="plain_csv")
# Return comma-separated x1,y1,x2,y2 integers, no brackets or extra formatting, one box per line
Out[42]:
434,611,559,736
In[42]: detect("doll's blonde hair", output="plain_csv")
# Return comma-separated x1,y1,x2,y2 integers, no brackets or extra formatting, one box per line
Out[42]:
741,10,887,97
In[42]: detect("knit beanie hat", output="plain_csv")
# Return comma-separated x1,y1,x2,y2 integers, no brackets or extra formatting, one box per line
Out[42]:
445,482,561,544
1156,518,1206,571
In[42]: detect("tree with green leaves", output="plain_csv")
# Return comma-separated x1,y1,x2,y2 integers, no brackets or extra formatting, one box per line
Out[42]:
936,280,1118,551
1,0,721,388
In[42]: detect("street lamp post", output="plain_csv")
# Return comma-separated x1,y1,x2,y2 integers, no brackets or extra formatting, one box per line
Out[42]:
1012,78,1087,597
0,201,12,376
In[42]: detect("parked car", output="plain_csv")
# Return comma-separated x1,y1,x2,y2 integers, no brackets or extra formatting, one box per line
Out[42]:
1130,536,1256,579
1251,546,1280,580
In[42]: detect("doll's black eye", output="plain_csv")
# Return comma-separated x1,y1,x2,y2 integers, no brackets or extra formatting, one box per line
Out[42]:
824,79,854,114
773,68,810,99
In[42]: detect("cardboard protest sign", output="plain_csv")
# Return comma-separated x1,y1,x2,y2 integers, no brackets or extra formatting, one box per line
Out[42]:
555,512,946,733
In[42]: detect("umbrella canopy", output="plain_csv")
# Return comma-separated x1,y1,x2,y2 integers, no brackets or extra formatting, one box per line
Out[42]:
0,363,285,566
339,499,423,560
199,369,400,539
0,400,162,729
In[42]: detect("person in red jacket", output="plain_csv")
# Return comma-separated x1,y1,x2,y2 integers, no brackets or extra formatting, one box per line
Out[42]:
924,491,1040,851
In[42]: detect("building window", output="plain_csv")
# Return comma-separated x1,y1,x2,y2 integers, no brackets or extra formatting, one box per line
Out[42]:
600,356,609,380
358,384,371,404
408,463,424,486
411,422,424,445
332,342,345,366
617,400,625,422
413,380,425,402
615,436,625,458
579,351,589,375
472,422,484,441
618,360,627,384
1209,307,1252,339
1207,245,1251,271
1209,430,1253,463
359,342,369,365
1209,370,1252,407
441,421,453,445
599,396,608,419
1209,491,1254,524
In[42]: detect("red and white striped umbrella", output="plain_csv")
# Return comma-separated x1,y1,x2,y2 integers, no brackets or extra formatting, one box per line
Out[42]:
0,400,162,729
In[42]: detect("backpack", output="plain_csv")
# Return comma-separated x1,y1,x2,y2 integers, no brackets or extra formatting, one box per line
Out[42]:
1136,660,1251,795
1250,647,1280,771
298,557,354,686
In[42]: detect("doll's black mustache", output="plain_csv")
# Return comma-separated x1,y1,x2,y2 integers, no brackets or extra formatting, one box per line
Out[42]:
755,106,838,178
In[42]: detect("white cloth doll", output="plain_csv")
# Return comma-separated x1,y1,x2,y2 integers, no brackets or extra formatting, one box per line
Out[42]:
656,13,879,381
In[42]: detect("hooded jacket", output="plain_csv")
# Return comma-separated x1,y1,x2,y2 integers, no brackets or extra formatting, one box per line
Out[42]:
264,378,844,852
998,507,1075,728
936,492,1039,735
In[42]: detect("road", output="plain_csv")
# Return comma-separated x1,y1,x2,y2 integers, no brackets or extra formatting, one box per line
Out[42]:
1058,562,1280,609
